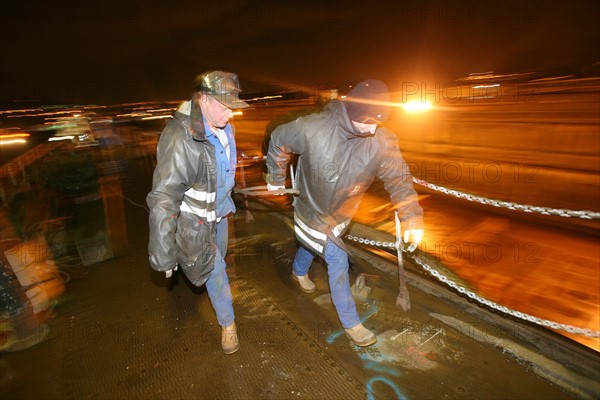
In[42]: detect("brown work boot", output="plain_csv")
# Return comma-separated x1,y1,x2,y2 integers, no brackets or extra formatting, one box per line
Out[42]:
221,322,239,355
345,323,377,347
292,273,316,293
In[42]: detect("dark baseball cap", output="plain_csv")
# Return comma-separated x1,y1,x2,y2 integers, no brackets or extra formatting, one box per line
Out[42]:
194,71,249,109
344,79,391,123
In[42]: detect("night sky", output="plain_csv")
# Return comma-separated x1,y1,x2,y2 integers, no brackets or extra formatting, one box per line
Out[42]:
1,0,598,105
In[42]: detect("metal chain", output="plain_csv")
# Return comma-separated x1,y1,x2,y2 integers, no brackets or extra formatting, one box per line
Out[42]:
413,178,600,220
345,234,396,249
235,156,599,219
345,234,600,338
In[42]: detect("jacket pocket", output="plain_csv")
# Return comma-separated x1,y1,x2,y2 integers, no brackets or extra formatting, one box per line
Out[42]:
176,212,216,286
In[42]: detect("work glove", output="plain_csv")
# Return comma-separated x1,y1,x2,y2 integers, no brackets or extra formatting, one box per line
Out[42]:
267,183,286,195
403,229,424,253
165,265,178,278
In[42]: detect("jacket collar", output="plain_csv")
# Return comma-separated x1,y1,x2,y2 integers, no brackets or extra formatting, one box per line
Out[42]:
175,95,208,141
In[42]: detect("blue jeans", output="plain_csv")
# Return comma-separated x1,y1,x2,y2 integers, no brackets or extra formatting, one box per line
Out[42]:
292,241,360,329
205,218,235,328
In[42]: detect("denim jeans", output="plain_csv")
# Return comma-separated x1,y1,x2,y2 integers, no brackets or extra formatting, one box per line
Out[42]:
292,241,360,329
205,218,235,328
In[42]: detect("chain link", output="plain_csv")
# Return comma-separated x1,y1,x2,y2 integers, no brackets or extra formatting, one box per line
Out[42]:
346,234,396,249
345,233,600,338
412,178,600,219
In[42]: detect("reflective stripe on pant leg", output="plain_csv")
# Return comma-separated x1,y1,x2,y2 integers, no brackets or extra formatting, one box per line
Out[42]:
292,245,314,277
324,241,360,329
206,218,234,327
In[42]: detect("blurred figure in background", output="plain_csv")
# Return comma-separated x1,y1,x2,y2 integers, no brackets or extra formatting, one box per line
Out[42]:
147,71,248,354
266,79,424,347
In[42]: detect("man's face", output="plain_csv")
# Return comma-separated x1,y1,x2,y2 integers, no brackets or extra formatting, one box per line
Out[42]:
199,93,232,129
351,120,378,134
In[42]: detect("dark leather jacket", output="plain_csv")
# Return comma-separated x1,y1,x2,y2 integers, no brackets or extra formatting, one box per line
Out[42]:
147,98,219,286
267,100,423,253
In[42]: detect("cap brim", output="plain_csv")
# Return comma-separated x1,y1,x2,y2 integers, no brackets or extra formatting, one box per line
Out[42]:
223,99,250,109
209,93,249,109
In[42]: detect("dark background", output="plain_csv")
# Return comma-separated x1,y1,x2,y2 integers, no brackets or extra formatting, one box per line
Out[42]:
1,0,598,105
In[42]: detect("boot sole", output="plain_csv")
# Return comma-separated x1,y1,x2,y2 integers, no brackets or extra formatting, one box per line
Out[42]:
223,343,240,355
346,334,377,347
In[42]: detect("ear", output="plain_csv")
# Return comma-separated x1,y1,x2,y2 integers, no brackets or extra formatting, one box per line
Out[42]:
194,91,209,105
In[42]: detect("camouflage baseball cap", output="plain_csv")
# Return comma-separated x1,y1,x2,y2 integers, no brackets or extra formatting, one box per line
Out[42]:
194,71,249,109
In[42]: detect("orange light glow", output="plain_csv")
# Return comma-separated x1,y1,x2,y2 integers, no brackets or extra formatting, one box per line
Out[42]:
402,101,432,112
0,132,30,139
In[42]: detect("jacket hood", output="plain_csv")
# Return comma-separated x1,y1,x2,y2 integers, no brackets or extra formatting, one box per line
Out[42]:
326,100,375,139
